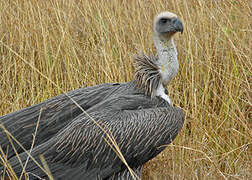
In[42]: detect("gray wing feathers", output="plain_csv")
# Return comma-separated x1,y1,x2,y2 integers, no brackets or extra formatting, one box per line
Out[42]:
0,82,124,158
1,94,184,179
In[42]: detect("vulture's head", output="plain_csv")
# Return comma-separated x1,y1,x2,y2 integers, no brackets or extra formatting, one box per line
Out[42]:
153,11,183,40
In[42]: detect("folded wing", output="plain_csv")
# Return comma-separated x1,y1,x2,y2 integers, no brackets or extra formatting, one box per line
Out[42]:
4,94,184,180
0,82,128,158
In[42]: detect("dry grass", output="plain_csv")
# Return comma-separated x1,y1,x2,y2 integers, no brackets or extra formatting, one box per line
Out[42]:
0,0,251,179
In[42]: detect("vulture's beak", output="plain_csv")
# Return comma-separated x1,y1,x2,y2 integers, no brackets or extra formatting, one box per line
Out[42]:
173,18,183,34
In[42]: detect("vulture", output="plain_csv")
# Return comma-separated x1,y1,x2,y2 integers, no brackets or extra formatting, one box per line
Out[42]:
0,11,184,180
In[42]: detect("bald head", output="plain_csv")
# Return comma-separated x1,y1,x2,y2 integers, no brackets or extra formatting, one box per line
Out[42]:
153,11,183,39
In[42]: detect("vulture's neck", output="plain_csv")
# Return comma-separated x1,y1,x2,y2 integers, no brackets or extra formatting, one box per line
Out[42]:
152,34,179,104
153,34,179,86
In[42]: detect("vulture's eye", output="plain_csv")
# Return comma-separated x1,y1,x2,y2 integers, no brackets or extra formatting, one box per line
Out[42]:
160,18,169,24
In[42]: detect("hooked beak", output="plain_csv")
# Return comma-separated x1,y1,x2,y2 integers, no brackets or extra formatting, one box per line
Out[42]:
172,18,183,33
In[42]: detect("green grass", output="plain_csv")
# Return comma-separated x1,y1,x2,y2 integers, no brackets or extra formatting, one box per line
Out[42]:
0,0,251,179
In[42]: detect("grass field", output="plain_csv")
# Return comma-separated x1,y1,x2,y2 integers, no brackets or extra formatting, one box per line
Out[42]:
0,0,251,179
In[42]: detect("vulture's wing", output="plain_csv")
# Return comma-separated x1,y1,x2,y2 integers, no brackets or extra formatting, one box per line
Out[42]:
3,94,184,180
0,82,125,159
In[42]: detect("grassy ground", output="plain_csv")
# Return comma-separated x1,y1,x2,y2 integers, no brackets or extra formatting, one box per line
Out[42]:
0,0,251,179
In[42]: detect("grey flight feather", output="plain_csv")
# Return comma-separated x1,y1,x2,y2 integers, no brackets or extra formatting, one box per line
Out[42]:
0,82,128,159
